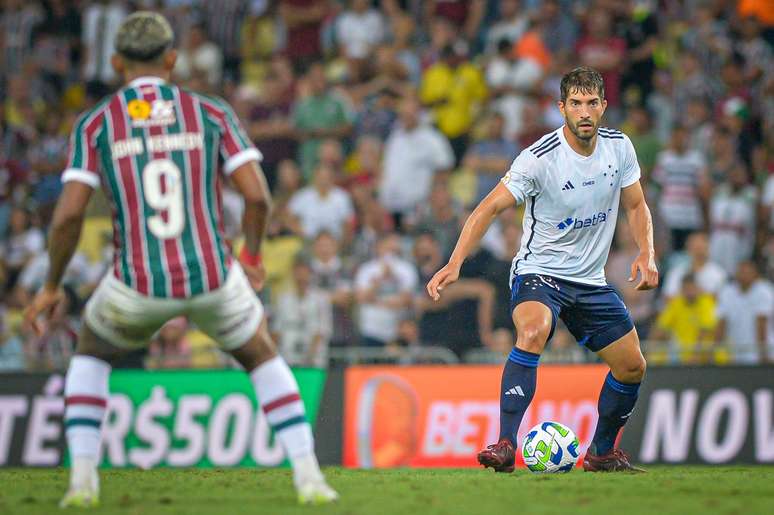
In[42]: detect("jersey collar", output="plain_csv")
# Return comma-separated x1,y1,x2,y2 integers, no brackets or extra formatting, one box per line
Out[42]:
127,76,166,88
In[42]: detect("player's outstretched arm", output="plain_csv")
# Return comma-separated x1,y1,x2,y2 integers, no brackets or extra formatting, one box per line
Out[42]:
231,161,272,290
621,181,658,291
24,181,93,334
426,182,515,300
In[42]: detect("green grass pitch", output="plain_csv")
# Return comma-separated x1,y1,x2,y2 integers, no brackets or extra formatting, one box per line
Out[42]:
1,467,773,515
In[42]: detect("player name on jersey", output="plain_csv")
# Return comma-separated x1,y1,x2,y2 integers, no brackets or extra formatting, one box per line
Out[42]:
111,132,204,160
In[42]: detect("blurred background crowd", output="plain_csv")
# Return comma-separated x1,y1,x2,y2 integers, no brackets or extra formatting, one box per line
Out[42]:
0,0,772,372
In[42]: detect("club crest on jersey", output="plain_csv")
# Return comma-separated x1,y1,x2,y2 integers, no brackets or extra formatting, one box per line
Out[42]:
127,99,176,127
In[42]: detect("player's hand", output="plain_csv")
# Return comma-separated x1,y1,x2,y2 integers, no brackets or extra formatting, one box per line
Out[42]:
629,252,658,291
23,286,66,336
242,262,266,291
426,262,461,301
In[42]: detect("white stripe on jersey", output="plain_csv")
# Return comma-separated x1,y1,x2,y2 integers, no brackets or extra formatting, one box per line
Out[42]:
501,126,641,286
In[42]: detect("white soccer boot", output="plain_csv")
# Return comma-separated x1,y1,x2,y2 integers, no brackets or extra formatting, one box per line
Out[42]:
297,478,339,505
293,454,339,505
60,457,100,508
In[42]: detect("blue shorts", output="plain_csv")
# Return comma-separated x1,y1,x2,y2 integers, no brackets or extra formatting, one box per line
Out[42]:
509,273,634,352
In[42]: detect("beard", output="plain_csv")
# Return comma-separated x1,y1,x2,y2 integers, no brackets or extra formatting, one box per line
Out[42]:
567,118,598,141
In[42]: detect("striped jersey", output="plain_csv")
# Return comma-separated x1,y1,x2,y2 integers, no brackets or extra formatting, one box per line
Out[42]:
501,126,641,286
63,76,262,298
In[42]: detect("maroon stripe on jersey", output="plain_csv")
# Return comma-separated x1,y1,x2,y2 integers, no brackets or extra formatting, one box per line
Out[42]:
109,97,150,295
214,169,231,268
201,102,240,157
179,91,220,290
144,87,187,298
80,110,105,172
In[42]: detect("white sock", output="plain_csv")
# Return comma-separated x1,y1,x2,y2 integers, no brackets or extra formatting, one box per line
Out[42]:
64,355,111,475
250,356,321,482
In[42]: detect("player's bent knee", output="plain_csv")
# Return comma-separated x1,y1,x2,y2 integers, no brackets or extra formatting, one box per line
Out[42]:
516,324,550,354
614,356,646,383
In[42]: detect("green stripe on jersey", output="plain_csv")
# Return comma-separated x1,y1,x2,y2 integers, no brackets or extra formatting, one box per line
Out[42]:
95,101,132,286
198,101,228,280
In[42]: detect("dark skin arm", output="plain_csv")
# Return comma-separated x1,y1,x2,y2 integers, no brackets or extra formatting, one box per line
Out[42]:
24,181,93,334
231,161,273,289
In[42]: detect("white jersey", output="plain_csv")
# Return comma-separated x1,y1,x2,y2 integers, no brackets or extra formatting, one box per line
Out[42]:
501,126,641,286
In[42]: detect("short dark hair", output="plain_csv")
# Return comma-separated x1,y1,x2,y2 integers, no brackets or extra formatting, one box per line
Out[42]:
560,67,605,102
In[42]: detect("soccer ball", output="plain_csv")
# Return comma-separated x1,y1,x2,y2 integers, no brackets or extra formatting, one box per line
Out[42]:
522,421,580,473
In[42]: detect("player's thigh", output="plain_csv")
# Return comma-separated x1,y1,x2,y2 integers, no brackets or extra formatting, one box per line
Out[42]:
561,284,634,353
84,273,178,352
510,274,562,352
189,263,266,352
596,328,646,383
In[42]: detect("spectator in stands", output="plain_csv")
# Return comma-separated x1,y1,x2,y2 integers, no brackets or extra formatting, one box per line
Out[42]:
148,317,192,370
0,0,43,81
413,231,494,355
173,22,223,91
81,0,127,97
484,0,528,54
288,163,355,241
280,0,330,66
310,231,355,347
576,10,626,114
661,231,727,300
606,222,656,338
27,112,68,223
652,274,717,364
622,106,661,180
485,38,543,141
706,126,740,186
463,111,519,203
716,261,774,364
274,258,332,368
653,124,711,252
354,233,417,346
708,162,758,275
0,306,24,371
409,181,462,260
0,207,44,295
292,63,353,179
334,0,385,61
379,96,454,228
420,41,487,162
248,71,297,192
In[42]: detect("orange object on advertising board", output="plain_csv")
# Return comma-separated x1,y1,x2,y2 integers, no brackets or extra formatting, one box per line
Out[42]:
343,364,608,468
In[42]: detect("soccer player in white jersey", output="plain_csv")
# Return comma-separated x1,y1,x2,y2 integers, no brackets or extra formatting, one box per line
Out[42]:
23,12,337,506
427,68,658,472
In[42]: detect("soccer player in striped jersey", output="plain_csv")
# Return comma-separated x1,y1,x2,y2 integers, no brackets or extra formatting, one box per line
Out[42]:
23,12,337,507
427,68,659,473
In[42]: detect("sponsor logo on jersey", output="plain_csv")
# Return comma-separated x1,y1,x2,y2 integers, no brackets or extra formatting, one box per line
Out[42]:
128,99,176,127
556,209,613,231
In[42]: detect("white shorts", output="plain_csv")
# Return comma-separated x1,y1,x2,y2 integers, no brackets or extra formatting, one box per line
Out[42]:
84,263,264,350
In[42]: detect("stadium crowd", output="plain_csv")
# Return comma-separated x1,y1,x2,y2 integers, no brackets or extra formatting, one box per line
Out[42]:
0,0,772,371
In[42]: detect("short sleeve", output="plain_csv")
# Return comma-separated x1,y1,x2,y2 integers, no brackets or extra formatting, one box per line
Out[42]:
62,110,103,189
753,284,774,316
429,131,455,171
211,99,263,175
501,149,541,204
715,287,731,319
620,134,641,188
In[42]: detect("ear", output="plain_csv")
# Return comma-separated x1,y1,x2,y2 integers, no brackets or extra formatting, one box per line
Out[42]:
163,49,178,72
111,54,124,75
557,100,565,117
